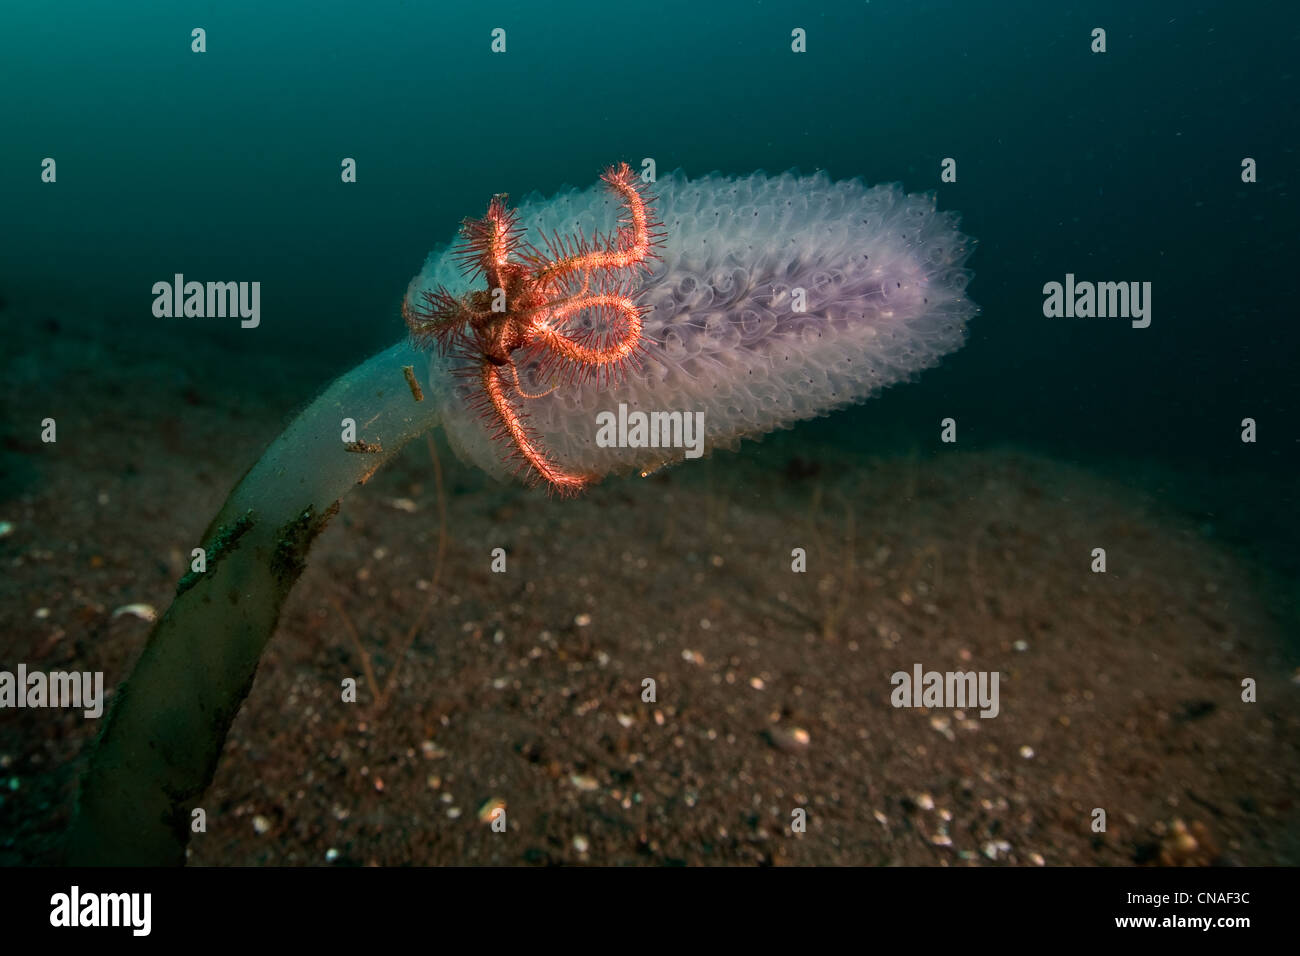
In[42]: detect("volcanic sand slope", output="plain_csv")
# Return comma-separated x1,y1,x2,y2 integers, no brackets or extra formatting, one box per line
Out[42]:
1,299,1296,865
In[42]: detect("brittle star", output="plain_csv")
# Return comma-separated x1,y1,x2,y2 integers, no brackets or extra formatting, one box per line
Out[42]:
402,162,664,494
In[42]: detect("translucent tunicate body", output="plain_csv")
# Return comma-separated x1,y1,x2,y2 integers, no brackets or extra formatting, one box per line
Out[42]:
407,169,979,481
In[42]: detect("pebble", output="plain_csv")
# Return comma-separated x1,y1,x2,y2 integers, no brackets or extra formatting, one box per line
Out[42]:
929,715,955,742
0,521,13,539
982,840,1012,860
477,798,507,823
573,835,590,853
767,726,811,753
112,603,157,623
1019,745,1036,759
570,774,599,792
252,815,270,835
574,613,592,627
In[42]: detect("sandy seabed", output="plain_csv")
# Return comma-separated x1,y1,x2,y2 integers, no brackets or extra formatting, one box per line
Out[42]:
2,298,1297,866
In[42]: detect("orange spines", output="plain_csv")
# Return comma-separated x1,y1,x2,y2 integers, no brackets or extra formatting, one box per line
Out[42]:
600,161,664,273
454,194,524,288
403,287,475,353
403,162,664,495
525,292,648,388
526,163,664,288
479,363,589,495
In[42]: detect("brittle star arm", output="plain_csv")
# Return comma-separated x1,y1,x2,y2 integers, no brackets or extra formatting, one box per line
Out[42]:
480,362,587,494
508,359,560,399
457,195,522,289
529,295,644,377
533,163,659,285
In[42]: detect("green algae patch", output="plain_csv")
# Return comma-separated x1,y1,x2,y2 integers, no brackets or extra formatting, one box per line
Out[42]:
271,502,340,589
176,509,254,597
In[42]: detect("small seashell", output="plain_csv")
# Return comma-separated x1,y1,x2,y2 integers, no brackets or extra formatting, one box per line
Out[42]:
112,603,157,623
